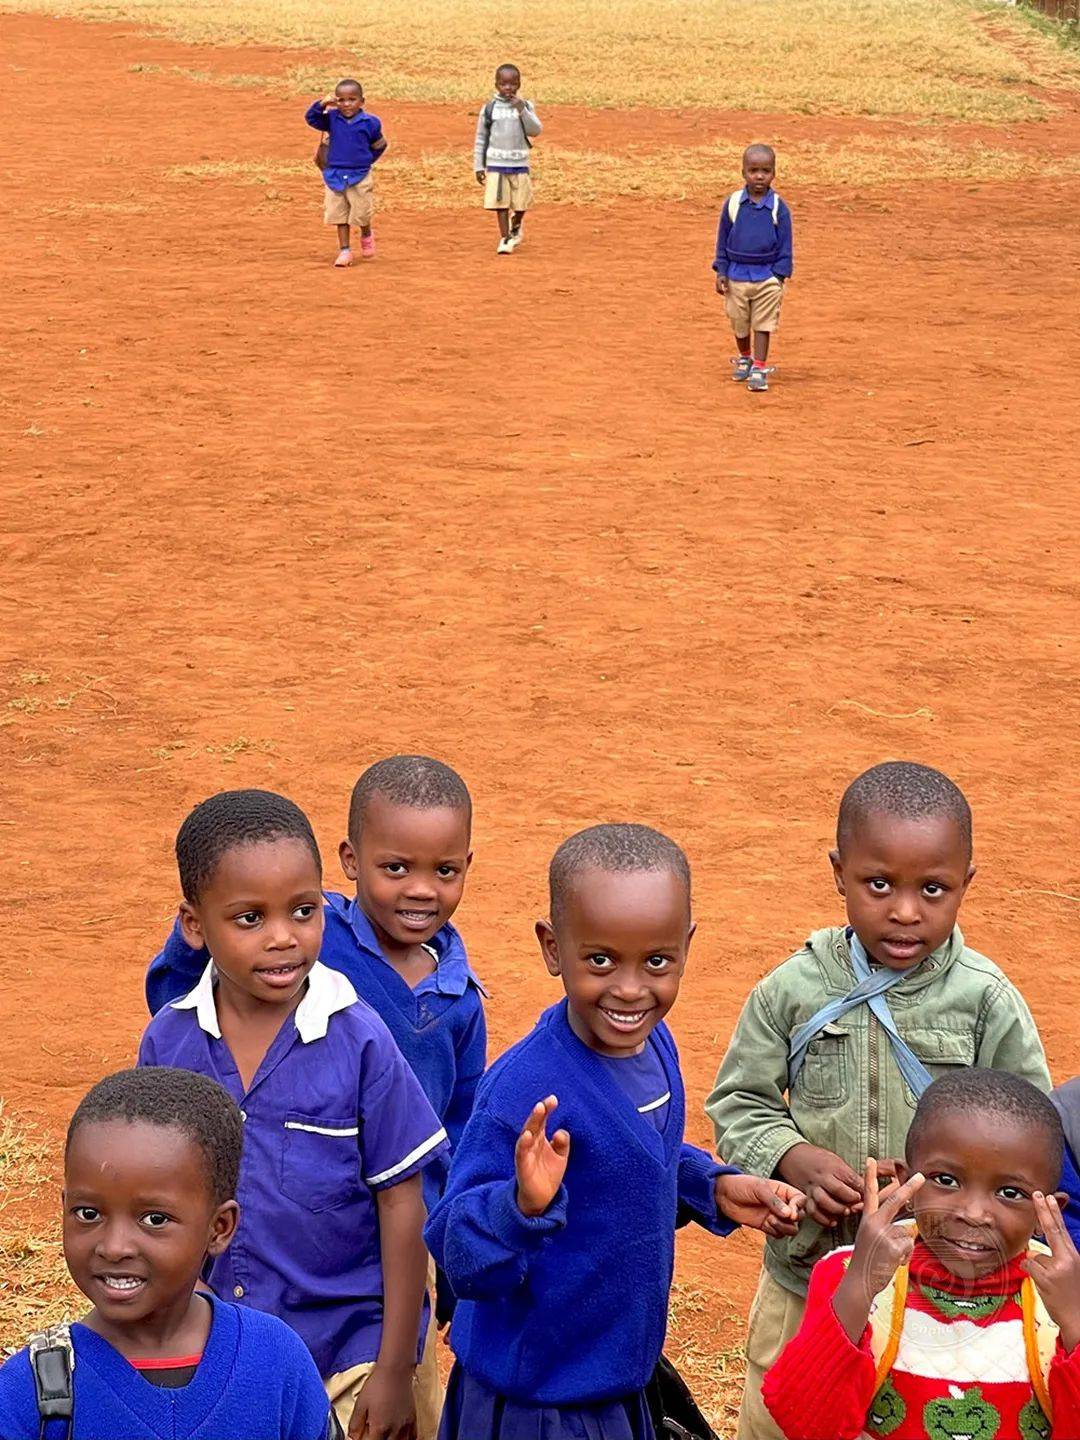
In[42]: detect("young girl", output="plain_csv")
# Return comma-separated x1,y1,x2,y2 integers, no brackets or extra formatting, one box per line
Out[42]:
426,824,804,1439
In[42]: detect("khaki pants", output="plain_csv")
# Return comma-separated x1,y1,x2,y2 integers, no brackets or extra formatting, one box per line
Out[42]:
327,1266,442,1440
737,1264,806,1440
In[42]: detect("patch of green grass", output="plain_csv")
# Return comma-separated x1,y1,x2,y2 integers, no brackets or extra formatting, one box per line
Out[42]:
0,1108,78,1352
1016,1,1080,53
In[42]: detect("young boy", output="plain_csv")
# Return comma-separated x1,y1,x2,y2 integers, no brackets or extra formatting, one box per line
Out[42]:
427,824,805,1436
707,761,1050,1440
0,1066,335,1439
713,144,793,392
306,79,387,267
764,1069,1080,1438
473,64,542,255
138,789,450,1440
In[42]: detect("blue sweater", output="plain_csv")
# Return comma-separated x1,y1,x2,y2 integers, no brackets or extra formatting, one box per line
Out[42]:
712,187,794,280
304,101,385,176
1051,1078,1080,1250
425,1000,738,1404
145,894,486,1209
0,1295,331,1440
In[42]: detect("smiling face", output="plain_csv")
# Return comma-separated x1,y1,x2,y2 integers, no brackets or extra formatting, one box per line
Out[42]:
64,1119,237,1351
179,837,323,1010
909,1109,1058,1279
830,810,974,970
340,796,471,954
537,867,693,1056
335,82,364,116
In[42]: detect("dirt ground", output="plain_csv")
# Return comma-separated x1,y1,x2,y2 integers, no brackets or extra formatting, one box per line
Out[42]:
2,9,1079,1412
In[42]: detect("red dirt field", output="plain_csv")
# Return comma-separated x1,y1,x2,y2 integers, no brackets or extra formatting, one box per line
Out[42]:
1,10,1079,1415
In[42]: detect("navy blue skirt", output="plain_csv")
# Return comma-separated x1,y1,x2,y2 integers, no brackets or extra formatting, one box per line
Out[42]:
438,1363,656,1440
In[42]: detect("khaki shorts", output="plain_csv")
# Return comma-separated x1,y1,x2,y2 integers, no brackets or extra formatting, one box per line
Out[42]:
736,1263,807,1440
484,170,533,211
323,174,374,227
725,276,784,335
326,1258,443,1440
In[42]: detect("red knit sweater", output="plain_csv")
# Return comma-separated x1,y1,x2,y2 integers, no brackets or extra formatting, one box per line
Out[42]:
762,1241,1080,1440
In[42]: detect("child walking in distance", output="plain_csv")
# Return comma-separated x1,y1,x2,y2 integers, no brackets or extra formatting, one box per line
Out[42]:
306,79,387,267
707,761,1050,1440
474,64,542,254
146,756,485,1379
138,789,450,1440
713,144,793,392
427,824,804,1439
764,1070,1080,1439
0,1067,335,1440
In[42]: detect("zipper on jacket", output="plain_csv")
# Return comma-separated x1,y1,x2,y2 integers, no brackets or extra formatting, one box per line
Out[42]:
868,1016,880,1166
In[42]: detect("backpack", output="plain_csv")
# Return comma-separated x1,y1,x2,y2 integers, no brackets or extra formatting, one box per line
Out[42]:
482,97,533,151
28,1324,74,1440
726,188,779,226
644,1354,719,1440
865,1222,1057,1424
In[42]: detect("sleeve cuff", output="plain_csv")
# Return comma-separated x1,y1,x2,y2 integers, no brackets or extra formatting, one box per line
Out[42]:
679,1146,739,1235
488,1179,568,1249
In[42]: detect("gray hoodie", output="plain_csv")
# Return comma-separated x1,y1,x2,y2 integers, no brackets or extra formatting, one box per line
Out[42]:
473,96,542,172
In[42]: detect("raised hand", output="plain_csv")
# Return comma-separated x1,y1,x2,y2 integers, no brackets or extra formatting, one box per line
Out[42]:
778,1142,866,1226
515,1095,570,1218
832,1158,925,1343
1024,1192,1080,1354
716,1173,806,1236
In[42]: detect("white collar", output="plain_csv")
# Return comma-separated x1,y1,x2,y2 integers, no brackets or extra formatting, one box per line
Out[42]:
170,960,358,1043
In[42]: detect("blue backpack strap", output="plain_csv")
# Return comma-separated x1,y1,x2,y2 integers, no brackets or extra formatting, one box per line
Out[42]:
28,1324,74,1440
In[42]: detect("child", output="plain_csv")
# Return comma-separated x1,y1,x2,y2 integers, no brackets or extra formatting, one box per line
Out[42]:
426,823,805,1439
707,761,1051,1440
138,789,450,1440
764,1069,1080,1438
712,144,793,392
305,79,387,267
1050,1080,1080,1250
0,1067,335,1439
473,64,542,255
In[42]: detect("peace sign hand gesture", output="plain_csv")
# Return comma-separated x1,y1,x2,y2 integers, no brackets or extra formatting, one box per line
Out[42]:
515,1095,571,1218
1024,1192,1080,1354
832,1158,925,1343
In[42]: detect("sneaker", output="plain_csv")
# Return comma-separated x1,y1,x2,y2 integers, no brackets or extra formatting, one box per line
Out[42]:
747,365,773,392
360,234,376,259
507,226,523,250
731,356,753,383
334,248,354,267
497,236,513,255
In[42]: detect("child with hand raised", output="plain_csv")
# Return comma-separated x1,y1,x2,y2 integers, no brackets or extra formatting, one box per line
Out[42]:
764,1069,1080,1440
427,824,803,1440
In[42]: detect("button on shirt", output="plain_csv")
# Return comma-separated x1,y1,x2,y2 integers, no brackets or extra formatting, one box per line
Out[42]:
137,961,449,1378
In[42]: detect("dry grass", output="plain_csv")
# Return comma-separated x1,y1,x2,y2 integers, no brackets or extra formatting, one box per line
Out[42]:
165,133,1080,211
0,1108,78,1352
667,1281,746,1437
8,0,1080,119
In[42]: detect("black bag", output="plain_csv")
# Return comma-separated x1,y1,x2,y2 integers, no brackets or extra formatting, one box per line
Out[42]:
644,1354,720,1440
314,135,329,170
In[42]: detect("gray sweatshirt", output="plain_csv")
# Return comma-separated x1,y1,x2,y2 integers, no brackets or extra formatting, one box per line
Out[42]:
473,96,542,172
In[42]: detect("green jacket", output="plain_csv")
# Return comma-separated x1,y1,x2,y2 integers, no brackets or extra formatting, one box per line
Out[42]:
705,925,1050,1297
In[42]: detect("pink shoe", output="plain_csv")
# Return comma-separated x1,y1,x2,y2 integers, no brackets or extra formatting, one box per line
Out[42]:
334,248,354,267
360,233,376,259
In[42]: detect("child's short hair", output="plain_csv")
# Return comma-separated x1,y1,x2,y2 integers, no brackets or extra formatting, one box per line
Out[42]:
837,761,972,857
548,823,690,926
336,77,362,92
347,755,472,841
906,1067,1063,1176
67,1067,243,1205
176,788,321,903
495,63,521,81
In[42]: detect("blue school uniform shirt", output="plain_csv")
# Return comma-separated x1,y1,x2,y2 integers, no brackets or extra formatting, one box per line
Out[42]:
712,187,794,282
305,101,385,191
145,895,486,1212
0,1293,331,1440
596,1036,671,1132
425,999,740,1405
137,962,450,1379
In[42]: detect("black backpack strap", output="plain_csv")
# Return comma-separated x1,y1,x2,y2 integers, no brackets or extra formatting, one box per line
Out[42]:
28,1324,74,1440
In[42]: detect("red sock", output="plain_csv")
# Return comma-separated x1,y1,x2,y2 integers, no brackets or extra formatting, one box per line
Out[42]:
753,359,767,369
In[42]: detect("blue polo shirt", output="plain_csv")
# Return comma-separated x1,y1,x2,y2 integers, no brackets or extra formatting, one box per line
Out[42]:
137,962,449,1379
